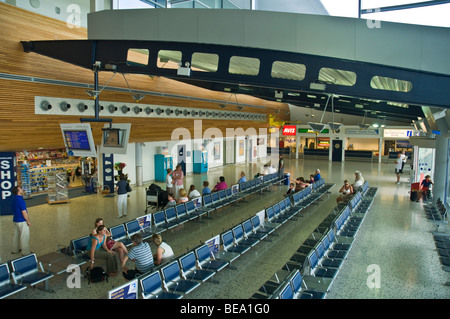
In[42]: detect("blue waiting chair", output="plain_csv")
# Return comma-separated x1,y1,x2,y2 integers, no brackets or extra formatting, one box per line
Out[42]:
140,270,182,299
160,260,200,295
0,263,27,299
178,252,217,283
195,244,230,271
110,224,133,247
10,254,54,292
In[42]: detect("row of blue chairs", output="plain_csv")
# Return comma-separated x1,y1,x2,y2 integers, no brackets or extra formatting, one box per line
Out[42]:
112,179,332,299
0,254,54,299
70,174,287,261
254,181,377,299
0,173,286,299
426,198,450,281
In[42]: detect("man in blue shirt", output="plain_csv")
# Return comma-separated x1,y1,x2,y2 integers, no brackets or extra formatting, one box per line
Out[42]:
12,186,31,255
313,169,321,182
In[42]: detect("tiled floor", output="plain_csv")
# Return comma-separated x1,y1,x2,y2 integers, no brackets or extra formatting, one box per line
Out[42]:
1,157,449,299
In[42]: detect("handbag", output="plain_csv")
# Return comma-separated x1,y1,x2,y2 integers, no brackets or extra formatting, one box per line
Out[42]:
126,183,132,192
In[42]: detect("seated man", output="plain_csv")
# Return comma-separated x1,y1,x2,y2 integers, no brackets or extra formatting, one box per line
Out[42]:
418,175,433,201
122,233,154,280
313,169,321,182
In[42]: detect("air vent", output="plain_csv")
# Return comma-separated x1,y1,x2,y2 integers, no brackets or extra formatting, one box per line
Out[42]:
40,100,52,111
108,104,117,113
77,103,88,112
121,105,130,114
133,106,142,114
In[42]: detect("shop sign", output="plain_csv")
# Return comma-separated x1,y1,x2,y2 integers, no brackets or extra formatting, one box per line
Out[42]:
0,152,17,215
282,125,296,136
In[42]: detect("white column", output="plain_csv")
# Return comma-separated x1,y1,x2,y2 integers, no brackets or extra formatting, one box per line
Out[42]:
135,143,143,187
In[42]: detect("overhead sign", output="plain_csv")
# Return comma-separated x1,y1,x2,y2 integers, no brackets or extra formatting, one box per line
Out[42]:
383,129,414,138
282,125,296,136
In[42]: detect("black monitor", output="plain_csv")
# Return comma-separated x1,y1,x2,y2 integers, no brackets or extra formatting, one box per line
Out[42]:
100,123,131,154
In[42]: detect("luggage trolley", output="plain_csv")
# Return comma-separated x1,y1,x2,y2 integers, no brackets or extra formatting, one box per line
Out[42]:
145,184,168,212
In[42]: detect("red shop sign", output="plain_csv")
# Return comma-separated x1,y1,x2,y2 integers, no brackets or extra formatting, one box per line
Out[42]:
282,125,296,136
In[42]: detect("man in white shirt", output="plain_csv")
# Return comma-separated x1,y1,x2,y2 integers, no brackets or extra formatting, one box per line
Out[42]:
399,151,407,173
395,153,403,184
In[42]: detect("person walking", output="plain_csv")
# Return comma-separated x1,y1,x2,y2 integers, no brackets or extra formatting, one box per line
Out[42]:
12,186,31,256
115,174,128,218
395,153,402,184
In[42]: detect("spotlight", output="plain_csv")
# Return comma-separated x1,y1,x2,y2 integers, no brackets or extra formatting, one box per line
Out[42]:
85,90,100,99
307,122,326,132
131,94,145,102
327,122,342,132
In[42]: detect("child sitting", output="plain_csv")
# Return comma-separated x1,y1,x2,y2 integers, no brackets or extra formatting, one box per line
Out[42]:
202,181,211,195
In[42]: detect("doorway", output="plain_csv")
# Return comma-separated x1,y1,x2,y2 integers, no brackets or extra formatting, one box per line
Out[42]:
332,140,343,162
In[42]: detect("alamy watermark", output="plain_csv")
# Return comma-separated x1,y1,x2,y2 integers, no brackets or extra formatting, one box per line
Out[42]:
366,8,381,29
366,264,381,289
66,4,81,29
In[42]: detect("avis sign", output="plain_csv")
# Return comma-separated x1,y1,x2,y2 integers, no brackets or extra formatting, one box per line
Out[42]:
282,125,296,136
0,152,17,216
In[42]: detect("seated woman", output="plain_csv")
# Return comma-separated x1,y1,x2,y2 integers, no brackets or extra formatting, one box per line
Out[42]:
88,225,121,276
418,175,433,201
352,171,364,192
294,177,309,192
152,234,175,266
188,184,201,200
177,188,189,204
336,180,354,204
164,193,177,209
237,171,247,184
91,218,128,265
212,176,228,192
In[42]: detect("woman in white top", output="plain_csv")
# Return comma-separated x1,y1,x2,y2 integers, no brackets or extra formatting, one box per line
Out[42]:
336,180,354,203
165,168,173,194
352,171,364,191
188,184,201,200
152,234,174,265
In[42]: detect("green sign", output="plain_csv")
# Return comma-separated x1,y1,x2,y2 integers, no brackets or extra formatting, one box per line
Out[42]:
297,128,329,133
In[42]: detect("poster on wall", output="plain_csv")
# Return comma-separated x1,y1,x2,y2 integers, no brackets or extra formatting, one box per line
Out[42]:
239,140,244,156
214,142,220,160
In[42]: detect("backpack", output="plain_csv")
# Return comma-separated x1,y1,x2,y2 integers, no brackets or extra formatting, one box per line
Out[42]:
85,266,109,284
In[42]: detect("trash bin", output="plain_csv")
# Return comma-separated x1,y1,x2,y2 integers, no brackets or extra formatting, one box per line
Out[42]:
284,173,290,186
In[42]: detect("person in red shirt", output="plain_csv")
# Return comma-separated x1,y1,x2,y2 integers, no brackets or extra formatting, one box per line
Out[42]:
418,175,433,201
212,176,228,192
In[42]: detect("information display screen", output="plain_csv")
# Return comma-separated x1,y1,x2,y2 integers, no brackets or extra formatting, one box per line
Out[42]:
63,130,91,150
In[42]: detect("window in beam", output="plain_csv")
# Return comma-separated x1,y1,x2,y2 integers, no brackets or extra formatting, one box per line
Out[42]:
229,56,260,76
157,50,182,69
271,61,306,81
319,67,357,86
191,52,219,72
370,76,412,92
126,48,149,66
